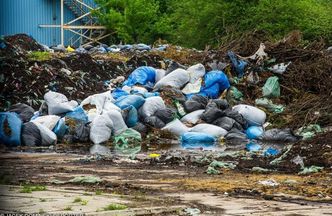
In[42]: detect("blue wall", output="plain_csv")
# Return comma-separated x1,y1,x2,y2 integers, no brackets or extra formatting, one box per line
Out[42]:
0,0,95,46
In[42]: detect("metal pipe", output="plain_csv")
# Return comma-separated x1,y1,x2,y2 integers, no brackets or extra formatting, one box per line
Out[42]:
61,0,64,46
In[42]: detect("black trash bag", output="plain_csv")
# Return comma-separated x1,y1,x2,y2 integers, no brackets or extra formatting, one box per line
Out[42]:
166,61,186,75
131,122,148,134
213,116,242,131
225,128,248,144
9,103,34,123
224,109,248,129
21,122,42,146
155,108,176,124
144,116,166,128
184,95,209,113
259,128,300,143
64,120,90,143
201,101,225,123
212,99,229,110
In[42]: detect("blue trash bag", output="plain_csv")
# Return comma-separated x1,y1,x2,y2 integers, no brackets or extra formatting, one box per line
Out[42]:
198,83,220,99
246,142,262,152
0,112,22,147
53,118,68,139
123,105,138,128
180,132,216,149
65,106,88,123
123,66,156,87
227,51,248,78
115,95,145,110
204,70,230,89
246,126,264,139
112,88,130,100
142,92,160,98
264,147,280,156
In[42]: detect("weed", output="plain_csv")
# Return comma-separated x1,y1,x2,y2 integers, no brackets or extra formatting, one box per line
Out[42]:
20,185,46,193
63,206,72,211
103,203,128,211
27,51,51,61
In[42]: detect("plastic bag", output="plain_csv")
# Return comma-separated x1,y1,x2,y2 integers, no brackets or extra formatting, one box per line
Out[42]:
212,116,241,131
187,63,206,83
144,116,166,128
90,144,111,155
33,122,57,146
184,95,208,113
233,104,266,126
227,51,248,77
81,91,119,115
122,105,138,128
246,126,264,139
123,66,156,87
44,91,78,115
182,78,202,95
52,117,68,139
227,86,243,103
65,106,88,122
225,129,248,144
112,88,130,100
89,114,113,144
31,115,60,130
181,110,204,124
0,112,22,147
138,96,166,118
154,68,189,90
21,122,42,146
259,128,300,142
190,123,228,138
162,119,190,136
9,103,34,123
155,108,176,124
181,132,216,146
115,95,145,110
155,69,166,83
262,76,280,98
255,98,285,113
114,128,142,155
106,110,128,135
268,62,291,74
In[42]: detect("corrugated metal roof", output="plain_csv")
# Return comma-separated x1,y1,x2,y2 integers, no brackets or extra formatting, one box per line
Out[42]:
0,0,97,46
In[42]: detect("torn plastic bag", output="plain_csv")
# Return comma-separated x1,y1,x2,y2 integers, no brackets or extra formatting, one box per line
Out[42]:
226,86,243,103
268,62,291,74
89,113,113,144
233,104,266,126
144,116,166,128
225,129,248,145
187,63,206,83
122,105,138,128
259,128,300,142
182,78,202,95
9,103,34,122
246,43,268,62
190,124,228,138
246,126,264,140
44,91,78,115
227,51,248,77
154,68,189,90
106,110,128,135
114,128,142,155
131,122,148,134
0,112,22,147
184,95,208,113
112,88,129,100
262,76,280,98
155,69,166,83
65,106,88,122
33,122,57,146
81,91,120,115
162,119,190,136
181,132,216,147
212,116,243,131
181,110,205,125
115,95,145,110
21,122,42,146
123,66,156,87
155,108,176,124
255,98,285,114
31,115,60,130
52,118,68,139
138,96,166,118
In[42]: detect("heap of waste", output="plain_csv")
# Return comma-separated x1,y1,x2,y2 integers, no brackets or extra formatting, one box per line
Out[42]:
1,33,331,166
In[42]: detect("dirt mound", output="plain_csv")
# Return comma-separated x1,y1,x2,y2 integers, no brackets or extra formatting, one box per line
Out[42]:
1,34,43,56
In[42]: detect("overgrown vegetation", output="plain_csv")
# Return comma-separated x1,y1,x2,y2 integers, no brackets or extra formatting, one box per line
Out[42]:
95,0,332,48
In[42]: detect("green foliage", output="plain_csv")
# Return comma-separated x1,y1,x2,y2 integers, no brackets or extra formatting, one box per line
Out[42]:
63,206,72,211
27,51,51,61
102,203,128,211
95,0,332,48
20,185,47,193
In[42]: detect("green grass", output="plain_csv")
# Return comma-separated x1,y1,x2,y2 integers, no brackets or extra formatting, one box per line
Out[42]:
73,197,88,205
103,203,128,211
95,190,103,195
27,51,51,61
63,206,72,211
20,185,47,193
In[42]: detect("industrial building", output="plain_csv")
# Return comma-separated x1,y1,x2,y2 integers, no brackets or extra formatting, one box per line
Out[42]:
0,0,107,47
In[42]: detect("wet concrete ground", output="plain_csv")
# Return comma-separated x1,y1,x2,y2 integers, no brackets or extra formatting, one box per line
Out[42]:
0,152,331,215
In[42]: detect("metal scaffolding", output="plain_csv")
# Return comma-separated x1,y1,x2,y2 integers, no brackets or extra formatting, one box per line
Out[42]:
39,0,109,46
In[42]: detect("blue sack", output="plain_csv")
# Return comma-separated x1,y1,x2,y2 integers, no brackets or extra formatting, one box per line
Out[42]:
246,142,262,152
112,88,130,100
123,106,138,128
65,106,88,123
180,132,216,149
264,147,280,156
227,51,248,78
246,126,264,139
198,83,220,99
53,118,68,139
115,95,145,110
0,112,22,147
198,70,230,99
123,66,156,87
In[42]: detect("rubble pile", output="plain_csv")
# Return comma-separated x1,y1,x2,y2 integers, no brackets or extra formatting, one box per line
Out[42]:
0,33,331,173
